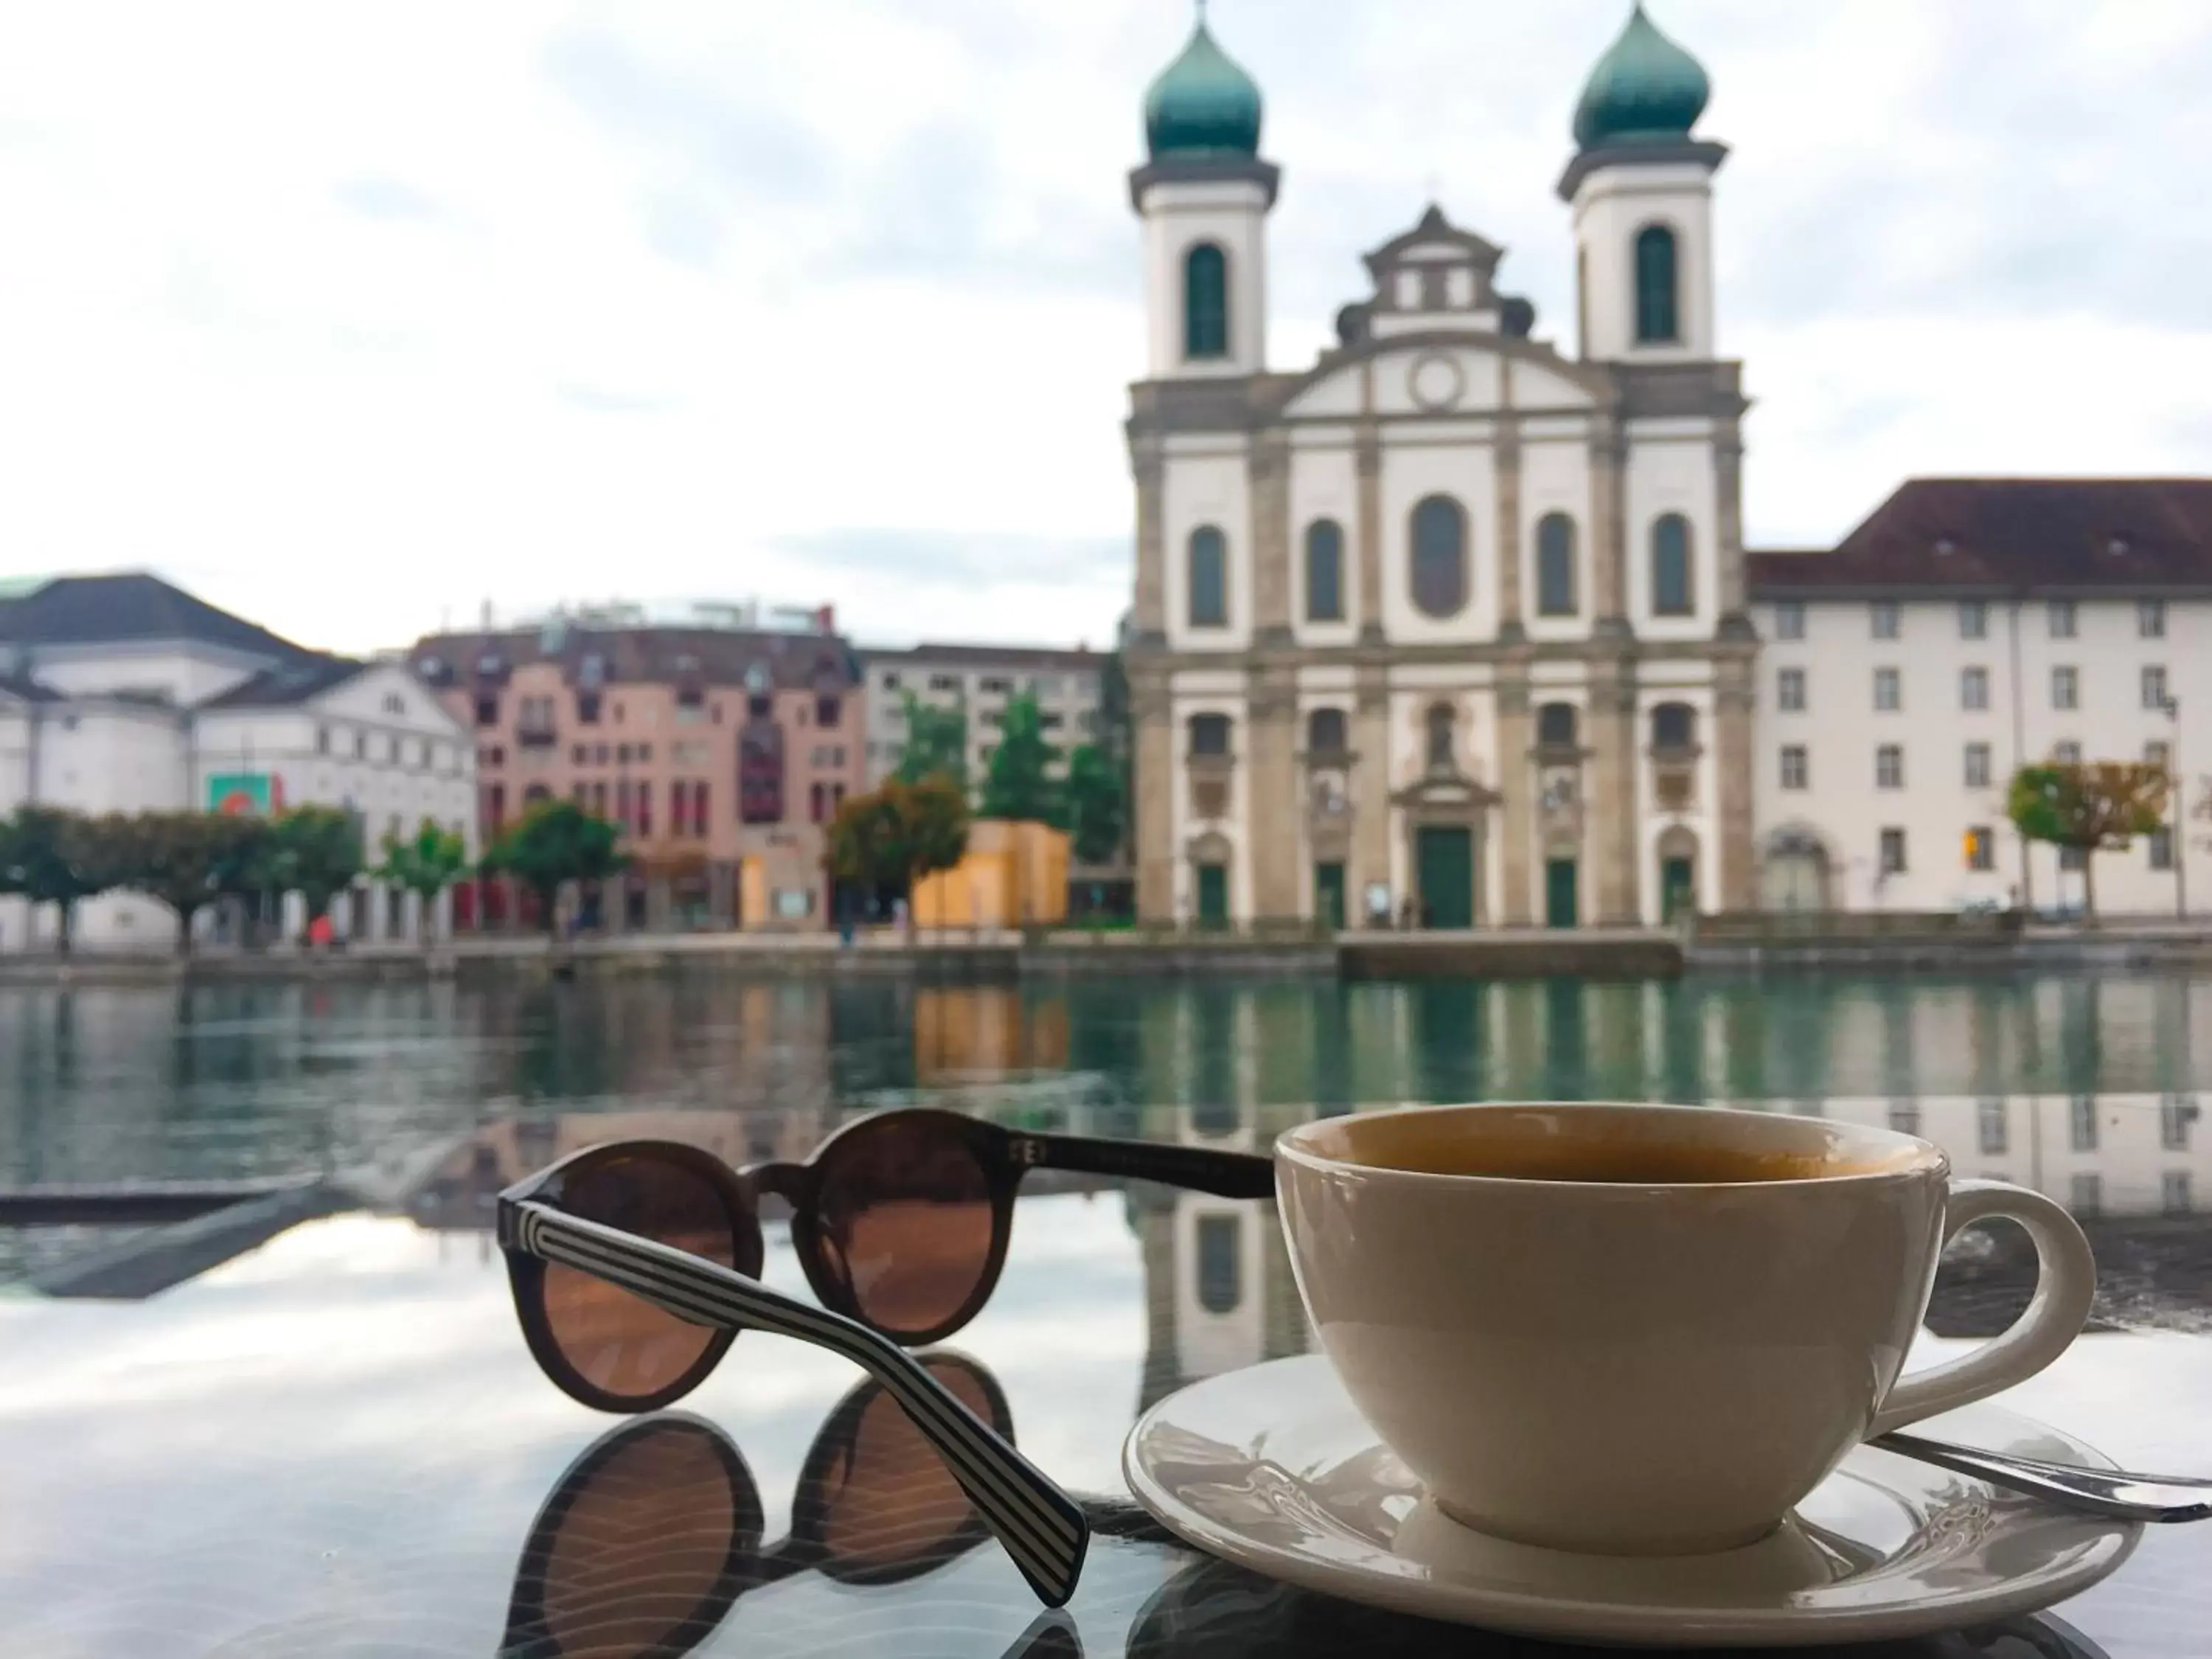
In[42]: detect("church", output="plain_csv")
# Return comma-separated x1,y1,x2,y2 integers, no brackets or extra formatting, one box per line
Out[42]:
1124,4,1755,929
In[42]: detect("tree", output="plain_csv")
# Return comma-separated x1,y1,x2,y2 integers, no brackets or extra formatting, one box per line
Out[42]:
375,819,470,944
894,691,969,793
2007,762,2169,919
979,691,1062,824
825,778,969,931
114,812,269,955
480,799,625,938
257,805,365,936
1063,742,1127,867
0,806,130,955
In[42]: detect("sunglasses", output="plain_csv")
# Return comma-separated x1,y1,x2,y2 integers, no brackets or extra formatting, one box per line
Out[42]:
498,1107,1274,1607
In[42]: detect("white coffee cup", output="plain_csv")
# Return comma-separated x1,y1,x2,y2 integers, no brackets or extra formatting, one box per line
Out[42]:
1275,1102,2097,1557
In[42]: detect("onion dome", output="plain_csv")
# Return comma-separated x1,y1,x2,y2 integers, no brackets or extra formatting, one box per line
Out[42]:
1572,3,1711,152
1144,20,1263,161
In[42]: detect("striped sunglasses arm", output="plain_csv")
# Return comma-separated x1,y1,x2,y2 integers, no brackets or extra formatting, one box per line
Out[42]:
509,1201,1090,1607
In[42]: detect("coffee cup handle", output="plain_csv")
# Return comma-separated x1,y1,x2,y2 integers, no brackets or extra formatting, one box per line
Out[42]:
1867,1179,2097,1439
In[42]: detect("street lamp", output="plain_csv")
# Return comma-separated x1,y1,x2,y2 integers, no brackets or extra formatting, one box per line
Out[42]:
2160,695,2187,920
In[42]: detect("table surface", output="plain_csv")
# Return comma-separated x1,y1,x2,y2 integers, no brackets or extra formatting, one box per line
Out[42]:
6,1119,2212,1659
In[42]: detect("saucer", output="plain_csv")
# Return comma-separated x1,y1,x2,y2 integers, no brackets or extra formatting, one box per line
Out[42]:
1123,1356,2142,1649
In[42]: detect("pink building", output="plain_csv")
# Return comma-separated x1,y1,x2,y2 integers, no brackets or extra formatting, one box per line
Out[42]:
411,611,865,931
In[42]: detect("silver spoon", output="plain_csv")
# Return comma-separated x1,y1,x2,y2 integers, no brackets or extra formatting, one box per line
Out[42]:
1874,1430,2212,1523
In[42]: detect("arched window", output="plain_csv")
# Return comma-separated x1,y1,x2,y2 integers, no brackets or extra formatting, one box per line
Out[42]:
1184,243,1230,360
1188,526,1228,628
1425,703,1457,773
1189,714,1232,757
1536,512,1578,617
1634,225,1680,344
1307,707,1348,755
1651,702,1697,754
1652,513,1694,617
1410,495,1469,619
1537,702,1579,750
1304,520,1345,622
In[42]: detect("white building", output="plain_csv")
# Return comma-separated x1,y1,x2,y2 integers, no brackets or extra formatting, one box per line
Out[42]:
0,574,475,950
1126,7,1756,931
861,644,1108,791
1750,481,2212,919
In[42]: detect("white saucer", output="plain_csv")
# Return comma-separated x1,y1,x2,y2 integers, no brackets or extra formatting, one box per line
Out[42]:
1123,1356,2142,1649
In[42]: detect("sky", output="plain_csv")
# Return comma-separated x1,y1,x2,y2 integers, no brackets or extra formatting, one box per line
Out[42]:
1,1,2209,659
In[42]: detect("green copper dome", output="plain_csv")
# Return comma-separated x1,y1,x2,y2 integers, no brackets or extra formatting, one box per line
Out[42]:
1144,21,1263,161
1572,3,1711,151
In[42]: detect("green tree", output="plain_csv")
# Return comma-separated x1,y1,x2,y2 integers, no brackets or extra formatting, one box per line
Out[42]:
894,690,970,793
1063,742,1127,866
0,806,130,955
979,691,1062,824
2007,761,2169,919
114,812,270,955
375,818,470,944
257,805,366,936
480,799,625,937
825,777,969,933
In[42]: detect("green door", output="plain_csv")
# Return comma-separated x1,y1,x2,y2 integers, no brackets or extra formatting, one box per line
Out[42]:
1662,856,1697,924
1196,863,1230,930
1545,858,1579,930
1415,827,1475,930
1314,862,1346,931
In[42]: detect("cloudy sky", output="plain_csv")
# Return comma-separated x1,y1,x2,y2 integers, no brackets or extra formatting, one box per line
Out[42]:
1,1,2208,657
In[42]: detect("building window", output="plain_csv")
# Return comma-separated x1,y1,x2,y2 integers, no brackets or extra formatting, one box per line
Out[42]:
1965,742,1992,788
2161,1095,2197,1151
1961,667,1989,712
2053,740,2081,765
2059,844,2085,871
816,695,841,728
1307,707,1348,755
1966,826,1995,872
1632,223,1680,344
1537,703,1579,750
2051,667,2078,711
474,695,498,727
2143,665,2169,711
1651,514,1694,617
1305,520,1345,622
1425,703,1457,772
1871,601,1900,639
577,692,602,726
315,726,330,754
2140,599,2166,639
1959,601,1988,639
2070,1173,2101,1218
1195,1214,1242,1313
1780,745,1808,790
1650,702,1696,754
1188,526,1228,628
1879,828,1907,874
1411,495,1469,618
1183,242,1229,360
1874,668,1901,712
979,677,1012,696
809,782,827,824
2150,828,2175,871
928,674,959,694
1189,714,1231,758
1777,667,1806,712
1536,513,1578,616
1977,1098,2008,1155
2048,599,2076,639
2166,1171,2193,1217
1774,601,1805,640
2070,1095,2098,1152
1877,745,1904,790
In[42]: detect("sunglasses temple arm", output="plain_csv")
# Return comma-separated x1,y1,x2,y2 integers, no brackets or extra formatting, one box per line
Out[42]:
1023,1135,1276,1200
509,1203,1090,1607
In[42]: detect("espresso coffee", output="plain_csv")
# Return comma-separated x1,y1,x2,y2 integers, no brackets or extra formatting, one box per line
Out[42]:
1326,1107,1903,1186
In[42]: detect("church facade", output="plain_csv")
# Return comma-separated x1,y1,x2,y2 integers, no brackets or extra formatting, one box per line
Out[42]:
1124,6,1756,929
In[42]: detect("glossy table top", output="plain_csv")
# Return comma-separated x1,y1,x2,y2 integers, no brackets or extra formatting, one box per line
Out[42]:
7,1107,2212,1658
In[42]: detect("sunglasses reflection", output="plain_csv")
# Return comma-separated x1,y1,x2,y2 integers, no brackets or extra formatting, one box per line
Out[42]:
498,1349,1079,1659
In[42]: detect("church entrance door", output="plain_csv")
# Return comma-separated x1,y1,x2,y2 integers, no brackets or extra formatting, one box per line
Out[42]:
1416,827,1475,930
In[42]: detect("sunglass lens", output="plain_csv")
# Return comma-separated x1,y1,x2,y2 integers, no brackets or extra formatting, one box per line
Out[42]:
813,1116,995,1340
540,1152,740,1404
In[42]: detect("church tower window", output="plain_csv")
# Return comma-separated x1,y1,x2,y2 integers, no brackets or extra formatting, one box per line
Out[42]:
1189,526,1228,627
1304,520,1345,622
1536,513,1579,616
1410,495,1469,619
1184,243,1230,360
1652,514,1694,616
1634,225,1680,344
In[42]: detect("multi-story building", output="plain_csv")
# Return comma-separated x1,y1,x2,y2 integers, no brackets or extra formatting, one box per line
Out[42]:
1124,7,1756,931
0,574,475,949
410,605,865,931
860,644,1107,790
1750,480,2212,918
